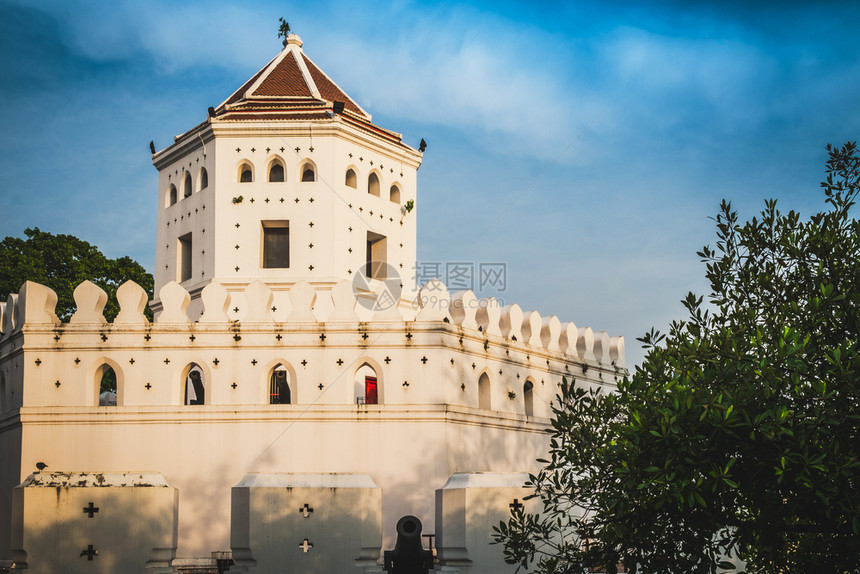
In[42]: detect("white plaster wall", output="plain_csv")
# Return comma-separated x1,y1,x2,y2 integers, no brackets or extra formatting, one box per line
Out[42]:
11,472,177,573
17,407,548,559
153,120,421,316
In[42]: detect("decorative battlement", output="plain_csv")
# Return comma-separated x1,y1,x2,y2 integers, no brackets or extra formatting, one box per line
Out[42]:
0,278,625,417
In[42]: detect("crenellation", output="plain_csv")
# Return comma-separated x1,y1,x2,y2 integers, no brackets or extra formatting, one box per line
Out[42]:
17,281,60,327
576,326,596,361
286,280,317,322
198,281,231,323
540,315,561,352
158,282,191,323
242,281,274,323
499,304,524,342
3,294,19,335
450,290,479,330
415,279,451,322
559,321,578,357
114,280,149,325
475,296,502,336
593,330,612,365
69,280,108,324
521,310,543,347
328,280,360,321
373,300,405,322
610,335,626,369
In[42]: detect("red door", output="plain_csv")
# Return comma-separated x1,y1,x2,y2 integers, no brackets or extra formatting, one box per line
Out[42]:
365,377,378,405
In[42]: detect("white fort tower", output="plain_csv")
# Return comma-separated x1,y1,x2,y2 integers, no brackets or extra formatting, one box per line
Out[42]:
0,34,626,574
153,34,422,320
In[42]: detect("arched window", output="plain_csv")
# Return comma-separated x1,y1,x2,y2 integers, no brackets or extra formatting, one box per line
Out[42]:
345,169,357,188
368,173,380,197
389,185,401,204
183,172,193,198
355,363,380,405
268,161,285,183
269,364,291,404
185,363,205,405
478,373,491,410
301,164,315,182
199,168,208,190
239,163,253,183
168,185,177,207
97,364,117,406
523,380,534,417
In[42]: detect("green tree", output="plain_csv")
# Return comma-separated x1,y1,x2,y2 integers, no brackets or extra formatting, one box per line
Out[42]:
494,143,860,574
0,228,154,322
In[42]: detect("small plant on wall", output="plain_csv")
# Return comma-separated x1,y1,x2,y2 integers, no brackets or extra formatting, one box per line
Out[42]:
232,196,244,204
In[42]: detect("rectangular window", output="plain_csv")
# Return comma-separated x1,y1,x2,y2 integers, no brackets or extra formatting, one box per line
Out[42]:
366,231,387,279
262,221,290,268
178,233,193,282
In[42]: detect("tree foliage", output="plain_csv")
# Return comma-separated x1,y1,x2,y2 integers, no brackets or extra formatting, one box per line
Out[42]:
494,143,860,574
0,228,153,322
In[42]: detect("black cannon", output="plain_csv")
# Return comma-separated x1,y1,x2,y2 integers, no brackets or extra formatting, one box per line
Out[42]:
383,515,434,574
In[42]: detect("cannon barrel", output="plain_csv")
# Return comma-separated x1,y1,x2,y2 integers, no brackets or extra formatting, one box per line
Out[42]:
384,515,433,574
394,515,423,553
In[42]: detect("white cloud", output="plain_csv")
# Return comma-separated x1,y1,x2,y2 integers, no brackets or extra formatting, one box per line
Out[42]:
307,15,609,162
7,0,274,72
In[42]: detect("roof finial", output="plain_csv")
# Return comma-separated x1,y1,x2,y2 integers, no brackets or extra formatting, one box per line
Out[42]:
278,18,291,47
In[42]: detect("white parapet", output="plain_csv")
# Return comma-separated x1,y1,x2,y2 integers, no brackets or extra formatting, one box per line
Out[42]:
435,472,537,573
11,472,177,574
231,473,382,574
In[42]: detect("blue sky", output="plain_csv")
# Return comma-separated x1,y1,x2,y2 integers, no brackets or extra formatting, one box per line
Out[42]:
1,0,858,367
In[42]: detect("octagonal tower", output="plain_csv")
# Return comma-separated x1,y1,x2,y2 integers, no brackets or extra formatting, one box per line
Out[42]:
152,34,422,320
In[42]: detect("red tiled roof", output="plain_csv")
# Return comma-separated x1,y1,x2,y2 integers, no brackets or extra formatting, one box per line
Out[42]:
199,37,415,151
252,51,310,98
301,54,364,117
217,39,369,120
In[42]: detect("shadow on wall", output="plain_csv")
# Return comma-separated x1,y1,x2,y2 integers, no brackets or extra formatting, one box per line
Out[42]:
11,474,177,574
